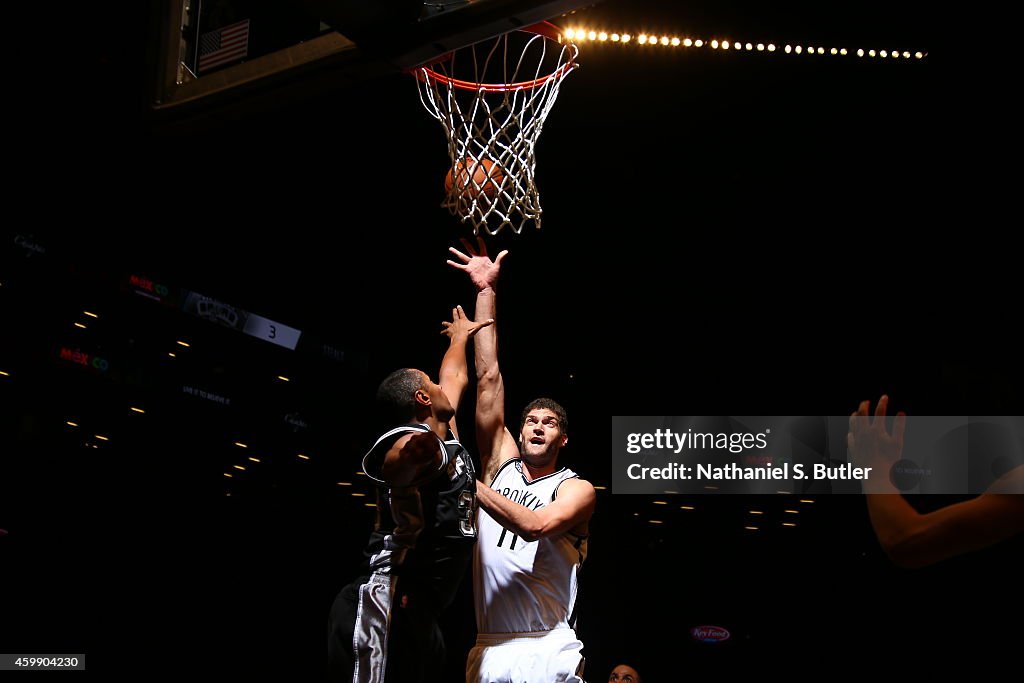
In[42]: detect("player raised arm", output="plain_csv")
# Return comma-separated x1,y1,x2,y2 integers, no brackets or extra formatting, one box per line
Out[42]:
447,238,517,483
379,307,490,487
438,304,493,440
849,396,1024,568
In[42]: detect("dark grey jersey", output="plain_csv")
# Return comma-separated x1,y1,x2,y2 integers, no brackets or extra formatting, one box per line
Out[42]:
361,424,477,611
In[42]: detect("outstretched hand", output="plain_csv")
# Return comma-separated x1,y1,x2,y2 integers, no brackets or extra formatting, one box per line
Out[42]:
441,304,494,341
847,395,907,469
447,236,508,291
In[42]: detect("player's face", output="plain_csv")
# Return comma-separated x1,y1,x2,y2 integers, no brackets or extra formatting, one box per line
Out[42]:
609,666,640,683
419,371,454,420
519,408,566,460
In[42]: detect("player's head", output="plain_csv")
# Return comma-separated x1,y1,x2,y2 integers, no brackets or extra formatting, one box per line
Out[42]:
376,368,453,425
608,664,641,683
518,397,568,462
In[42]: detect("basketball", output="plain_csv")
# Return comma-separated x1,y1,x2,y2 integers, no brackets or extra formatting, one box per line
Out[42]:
445,157,504,200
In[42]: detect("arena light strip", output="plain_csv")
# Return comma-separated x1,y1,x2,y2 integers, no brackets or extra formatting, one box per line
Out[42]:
560,28,927,60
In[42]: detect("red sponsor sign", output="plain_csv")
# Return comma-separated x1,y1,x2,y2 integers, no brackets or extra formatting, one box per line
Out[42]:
691,625,731,643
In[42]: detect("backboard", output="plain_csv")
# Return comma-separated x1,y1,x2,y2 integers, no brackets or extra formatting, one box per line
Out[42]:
150,1,592,119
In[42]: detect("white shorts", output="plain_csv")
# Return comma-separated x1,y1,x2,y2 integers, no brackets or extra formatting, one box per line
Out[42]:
466,627,585,683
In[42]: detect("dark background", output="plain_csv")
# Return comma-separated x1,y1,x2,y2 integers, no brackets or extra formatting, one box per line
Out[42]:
5,0,1020,679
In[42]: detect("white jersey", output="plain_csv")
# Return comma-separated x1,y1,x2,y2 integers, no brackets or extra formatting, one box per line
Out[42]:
473,458,588,634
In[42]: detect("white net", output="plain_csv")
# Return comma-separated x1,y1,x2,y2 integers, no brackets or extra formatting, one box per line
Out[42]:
415,24,579,235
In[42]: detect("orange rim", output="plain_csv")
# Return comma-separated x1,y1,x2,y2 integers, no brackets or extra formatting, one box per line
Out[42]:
415,22,577,92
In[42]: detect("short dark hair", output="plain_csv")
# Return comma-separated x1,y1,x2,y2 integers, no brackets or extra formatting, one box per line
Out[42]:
520,397,568,436
376,368,426,425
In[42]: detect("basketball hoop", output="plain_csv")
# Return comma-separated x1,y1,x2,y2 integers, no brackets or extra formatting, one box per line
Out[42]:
414,22,579,235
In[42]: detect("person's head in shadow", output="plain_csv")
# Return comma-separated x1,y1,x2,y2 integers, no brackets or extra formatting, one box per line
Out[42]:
608,663,642,683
